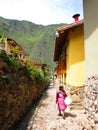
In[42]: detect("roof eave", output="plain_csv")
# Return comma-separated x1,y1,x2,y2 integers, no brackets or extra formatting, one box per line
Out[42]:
57,19,84,32
54,19,84,62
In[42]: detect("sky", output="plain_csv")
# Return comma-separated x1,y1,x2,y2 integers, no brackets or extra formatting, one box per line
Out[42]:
0,0,83,25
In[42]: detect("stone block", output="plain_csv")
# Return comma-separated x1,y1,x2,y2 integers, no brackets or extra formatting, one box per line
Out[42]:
71,94,81,103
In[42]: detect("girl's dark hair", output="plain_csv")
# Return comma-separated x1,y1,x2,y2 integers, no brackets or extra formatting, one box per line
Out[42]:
59,86,64,90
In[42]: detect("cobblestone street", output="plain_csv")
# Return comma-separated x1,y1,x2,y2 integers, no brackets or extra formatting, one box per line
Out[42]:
15,85,96,130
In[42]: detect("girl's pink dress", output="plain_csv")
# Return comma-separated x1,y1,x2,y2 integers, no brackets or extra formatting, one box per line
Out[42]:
56,91,67,110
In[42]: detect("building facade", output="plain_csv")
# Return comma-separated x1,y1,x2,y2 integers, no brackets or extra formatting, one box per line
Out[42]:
54,19,85,87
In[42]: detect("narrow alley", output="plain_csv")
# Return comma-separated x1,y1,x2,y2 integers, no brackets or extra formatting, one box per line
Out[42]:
14,84,93,130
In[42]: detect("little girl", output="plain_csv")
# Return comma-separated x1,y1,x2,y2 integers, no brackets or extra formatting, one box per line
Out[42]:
56,86,67,119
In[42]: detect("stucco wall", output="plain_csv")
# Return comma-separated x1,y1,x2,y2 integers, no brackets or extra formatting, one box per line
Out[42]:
83,0,98,77
66,25,85,86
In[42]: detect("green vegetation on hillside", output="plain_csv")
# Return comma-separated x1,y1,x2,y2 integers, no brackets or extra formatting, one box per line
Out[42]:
0,17,66,71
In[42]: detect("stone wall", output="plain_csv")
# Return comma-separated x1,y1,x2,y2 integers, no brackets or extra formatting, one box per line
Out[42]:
65,84,85,110
0,55,49,130
84,75,98,129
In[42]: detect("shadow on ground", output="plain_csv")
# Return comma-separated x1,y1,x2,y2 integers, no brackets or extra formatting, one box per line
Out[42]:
65,112,77,118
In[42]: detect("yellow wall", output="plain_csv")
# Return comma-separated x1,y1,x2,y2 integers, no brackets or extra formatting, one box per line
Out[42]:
66,25,85,87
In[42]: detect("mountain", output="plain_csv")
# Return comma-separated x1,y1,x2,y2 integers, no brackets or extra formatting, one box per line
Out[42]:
0,17,66,70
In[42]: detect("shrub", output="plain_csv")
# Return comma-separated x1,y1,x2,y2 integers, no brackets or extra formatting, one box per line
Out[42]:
4,55,21,68
25,61,50,83
0,49,3,56
25,61,42,82
10,47,20,57
42,69,50,82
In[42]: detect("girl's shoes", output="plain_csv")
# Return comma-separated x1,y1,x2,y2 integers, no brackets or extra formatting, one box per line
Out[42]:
63,116,65,119
58,113,62,116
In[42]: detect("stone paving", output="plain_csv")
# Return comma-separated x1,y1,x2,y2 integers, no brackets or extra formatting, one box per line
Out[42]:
15,85,97,130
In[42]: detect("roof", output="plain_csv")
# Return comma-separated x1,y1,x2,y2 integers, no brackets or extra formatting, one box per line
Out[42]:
54,20,84,61
57,19,83,32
